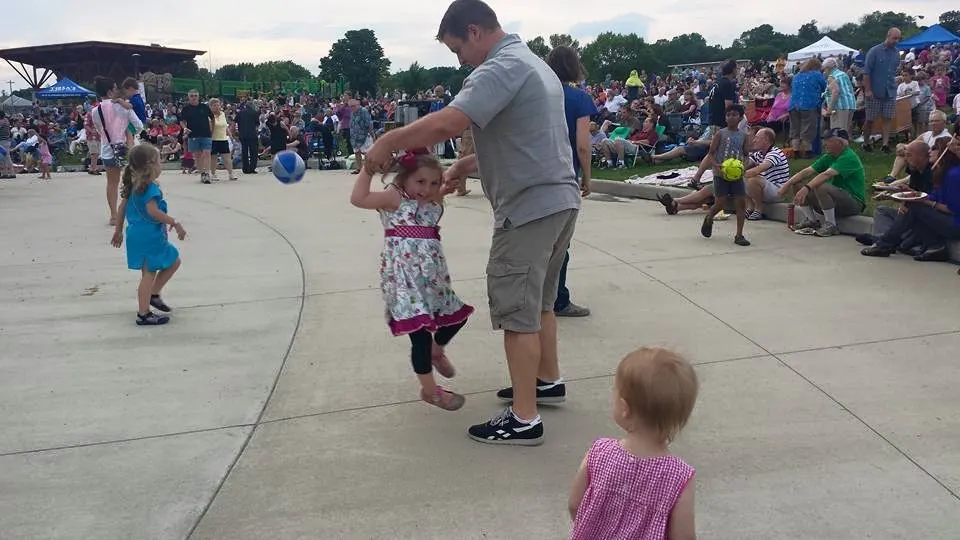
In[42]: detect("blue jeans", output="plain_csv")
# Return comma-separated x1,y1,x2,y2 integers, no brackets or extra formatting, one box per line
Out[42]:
554,252,571,312
187,137,212,152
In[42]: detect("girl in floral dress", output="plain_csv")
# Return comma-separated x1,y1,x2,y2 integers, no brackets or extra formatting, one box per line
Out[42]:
350,148,474,410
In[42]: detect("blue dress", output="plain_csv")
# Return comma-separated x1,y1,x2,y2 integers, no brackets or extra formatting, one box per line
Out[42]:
125,183,179,271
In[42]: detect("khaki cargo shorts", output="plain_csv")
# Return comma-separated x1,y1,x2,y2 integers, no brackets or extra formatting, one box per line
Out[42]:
487,209,578,333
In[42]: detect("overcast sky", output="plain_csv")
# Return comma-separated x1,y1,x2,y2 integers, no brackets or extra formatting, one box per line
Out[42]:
0,0,947,92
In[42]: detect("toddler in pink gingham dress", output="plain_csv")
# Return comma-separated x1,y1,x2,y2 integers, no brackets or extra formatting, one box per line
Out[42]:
569,347,699,540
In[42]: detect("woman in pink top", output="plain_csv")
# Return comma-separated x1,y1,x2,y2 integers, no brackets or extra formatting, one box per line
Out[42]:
758,76,791,138
90,76,143,225
569,347,698,540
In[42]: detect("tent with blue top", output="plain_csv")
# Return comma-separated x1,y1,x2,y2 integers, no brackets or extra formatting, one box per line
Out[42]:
897,24,960,50
35,78,95,100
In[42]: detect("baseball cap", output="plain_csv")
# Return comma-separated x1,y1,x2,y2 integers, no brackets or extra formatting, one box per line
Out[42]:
826,128,849,141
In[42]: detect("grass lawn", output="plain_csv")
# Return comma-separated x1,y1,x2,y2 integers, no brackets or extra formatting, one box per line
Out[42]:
592,148,899,216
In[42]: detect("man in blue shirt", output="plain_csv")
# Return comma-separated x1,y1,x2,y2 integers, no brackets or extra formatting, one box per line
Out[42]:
862,28,902,153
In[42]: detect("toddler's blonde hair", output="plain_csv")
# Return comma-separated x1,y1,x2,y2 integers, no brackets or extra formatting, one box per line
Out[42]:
616,347,699,442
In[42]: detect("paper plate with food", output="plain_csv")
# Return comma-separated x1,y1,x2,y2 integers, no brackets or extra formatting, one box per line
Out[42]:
871,181,908,191
890,191,928,201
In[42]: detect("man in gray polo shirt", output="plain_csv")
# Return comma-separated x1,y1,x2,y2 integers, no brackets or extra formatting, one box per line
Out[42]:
862,27,902,153
363,0,581,446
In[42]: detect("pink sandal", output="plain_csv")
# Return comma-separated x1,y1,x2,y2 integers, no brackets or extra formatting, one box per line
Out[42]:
431,351,456,378
420,386,465,411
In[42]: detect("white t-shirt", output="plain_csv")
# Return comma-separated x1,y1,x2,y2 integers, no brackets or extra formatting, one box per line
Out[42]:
954,93,960,115
897,81,920,107
921,129,952,147
604,94,627,113
653,94,669,106
324,114,339,131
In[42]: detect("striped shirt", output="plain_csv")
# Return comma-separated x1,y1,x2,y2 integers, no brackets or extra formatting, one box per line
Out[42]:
750,146,790,187
827,69,857,111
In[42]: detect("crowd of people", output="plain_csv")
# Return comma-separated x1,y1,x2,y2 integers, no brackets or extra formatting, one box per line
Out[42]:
574,39,959,172
0,82,463,183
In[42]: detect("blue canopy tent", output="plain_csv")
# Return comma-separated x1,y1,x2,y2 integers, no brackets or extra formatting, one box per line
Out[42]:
35,78,95,100
897,24,960,50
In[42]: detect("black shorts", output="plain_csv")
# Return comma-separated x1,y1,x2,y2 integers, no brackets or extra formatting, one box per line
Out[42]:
713,178,745,198
684,144,709,161
211,140,230,154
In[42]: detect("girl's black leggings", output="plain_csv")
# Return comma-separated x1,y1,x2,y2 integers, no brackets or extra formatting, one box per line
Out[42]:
409,321,466,375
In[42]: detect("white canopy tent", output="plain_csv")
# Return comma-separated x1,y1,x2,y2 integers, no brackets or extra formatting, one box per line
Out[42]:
1,95,33,110
787,36,857,61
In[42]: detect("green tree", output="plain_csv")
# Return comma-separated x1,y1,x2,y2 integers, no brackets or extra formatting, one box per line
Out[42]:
652,33,724,67
214,62,257,81
548,33,581,52
319,29,391,96
797,20,821,43
939,10,960,34
170,59,200,78
826,22,861,49
580,32,652,83
400,62,431,95
846,11,919,49
526,36,550,58
255,60,312,82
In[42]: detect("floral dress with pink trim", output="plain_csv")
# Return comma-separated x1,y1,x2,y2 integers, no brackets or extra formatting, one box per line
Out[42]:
379,192,473,336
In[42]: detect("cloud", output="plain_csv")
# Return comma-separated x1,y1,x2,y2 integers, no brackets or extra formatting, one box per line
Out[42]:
503,21,524,34
0,0,951,91
568,14,655,42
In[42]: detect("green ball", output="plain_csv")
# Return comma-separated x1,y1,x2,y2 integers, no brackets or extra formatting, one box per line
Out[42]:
720,158,744,181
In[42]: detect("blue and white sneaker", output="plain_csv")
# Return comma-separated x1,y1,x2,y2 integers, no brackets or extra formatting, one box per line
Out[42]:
468,407,544,446
496,378,566,404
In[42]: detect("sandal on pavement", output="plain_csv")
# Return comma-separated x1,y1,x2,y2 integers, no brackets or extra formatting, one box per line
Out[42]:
656,193,678,215
150,295,172,312
136,311,170,326
420,386,465,411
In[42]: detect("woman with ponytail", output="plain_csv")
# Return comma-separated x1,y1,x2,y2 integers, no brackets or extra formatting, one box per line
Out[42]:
111,144,186,326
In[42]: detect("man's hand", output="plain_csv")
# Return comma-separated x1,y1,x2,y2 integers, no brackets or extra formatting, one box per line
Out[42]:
792,185,808,206
581,179,591,197
440,176,463,196
363,139,393,175
441,166,465,195
777,183,791,199
111,230,123,248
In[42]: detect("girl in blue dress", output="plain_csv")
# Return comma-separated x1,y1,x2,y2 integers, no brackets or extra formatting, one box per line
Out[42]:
111,144,187,326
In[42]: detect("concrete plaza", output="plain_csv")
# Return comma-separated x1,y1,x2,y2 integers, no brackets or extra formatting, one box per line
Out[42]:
1,169,958,539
